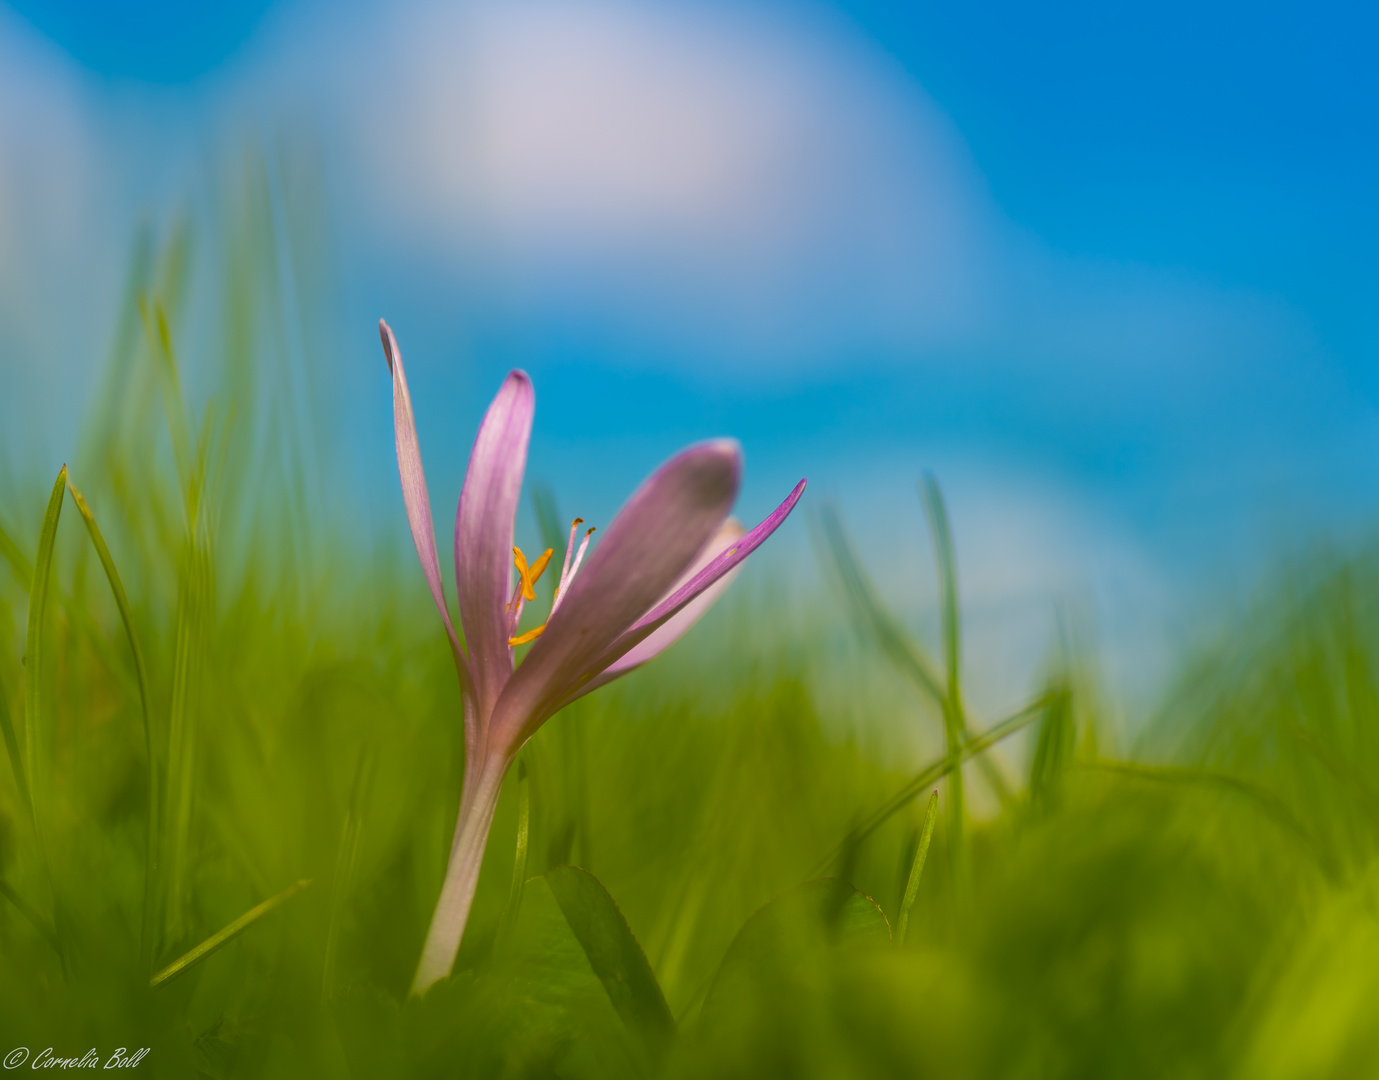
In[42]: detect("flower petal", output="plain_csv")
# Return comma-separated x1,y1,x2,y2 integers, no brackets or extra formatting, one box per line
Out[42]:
455,369,535,719
491,440,741,745
578,477,805,688
380,320,466,665
567,518,746,700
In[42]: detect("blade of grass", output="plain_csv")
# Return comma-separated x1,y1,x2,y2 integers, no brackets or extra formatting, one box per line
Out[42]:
0,878,61,956
812,691,1055,876
163,524,210,945
495,759,531,951
818,503,1013,808
138,297,194,499
65,475,160,974
530,484,566,603
896,790,939,945
921,473,972,897
23,466,68,975
1029,684,1075,813
1078,760,1331,874
25,467,66,817
149,879,312,989
0,666,32,826
0,518,33,586
322,749,375,1004
816,506,944,703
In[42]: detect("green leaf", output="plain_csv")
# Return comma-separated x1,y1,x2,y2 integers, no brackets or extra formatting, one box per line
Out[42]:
485,875,642,1079
545,864,676,1060
150,879,311,989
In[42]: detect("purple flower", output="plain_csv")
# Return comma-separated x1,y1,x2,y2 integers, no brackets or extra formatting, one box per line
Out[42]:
380,320,805,995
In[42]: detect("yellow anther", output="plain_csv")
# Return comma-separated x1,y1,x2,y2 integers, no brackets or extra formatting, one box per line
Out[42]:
512,545,554,602
508,625,546,647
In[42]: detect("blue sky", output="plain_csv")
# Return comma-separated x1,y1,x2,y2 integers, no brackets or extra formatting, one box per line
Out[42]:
1,0,1375,708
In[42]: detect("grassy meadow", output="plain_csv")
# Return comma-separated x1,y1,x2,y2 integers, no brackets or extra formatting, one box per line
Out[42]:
4,164,1379,1078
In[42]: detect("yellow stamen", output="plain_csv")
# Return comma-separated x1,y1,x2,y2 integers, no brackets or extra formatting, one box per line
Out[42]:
508,624,546,647
512,545,554,602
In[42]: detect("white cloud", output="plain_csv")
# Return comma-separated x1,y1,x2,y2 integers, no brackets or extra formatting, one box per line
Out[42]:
328,0,990,370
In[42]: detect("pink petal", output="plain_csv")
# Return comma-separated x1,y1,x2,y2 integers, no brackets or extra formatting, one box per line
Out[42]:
581,477,806,684
379,320,466,667
490,440,741,747
455,369,534,719
570,518,746,700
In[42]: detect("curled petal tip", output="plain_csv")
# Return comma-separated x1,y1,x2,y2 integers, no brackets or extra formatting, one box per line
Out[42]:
379,319,397,374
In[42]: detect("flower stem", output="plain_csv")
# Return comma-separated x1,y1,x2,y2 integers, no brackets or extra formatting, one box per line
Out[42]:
411,757,507,996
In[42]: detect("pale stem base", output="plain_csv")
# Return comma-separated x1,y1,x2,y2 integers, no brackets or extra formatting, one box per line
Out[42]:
411,757,508,996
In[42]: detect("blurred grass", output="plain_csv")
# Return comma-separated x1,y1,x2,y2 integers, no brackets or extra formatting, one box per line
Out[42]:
3,151,1379,1078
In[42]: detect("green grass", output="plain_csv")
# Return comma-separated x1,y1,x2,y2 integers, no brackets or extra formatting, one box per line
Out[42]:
4,159,1379,1078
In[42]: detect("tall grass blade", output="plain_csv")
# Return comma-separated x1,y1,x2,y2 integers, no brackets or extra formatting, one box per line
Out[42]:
1080,760,1329,872
149,879,312,989
0,519,33,586
1029,684,1075,812
496,759,532,950
322,749,375,1004
816,506,944,703
138,297,194,500
163,525,211,945
0,667,32,825
23,466,67,973
818,503,1012,806
896,790,939,945
0,878,60,956
921,474,968,887
79,223,154,467
24,467,66,831
813,692,1055,875
65,476,160,973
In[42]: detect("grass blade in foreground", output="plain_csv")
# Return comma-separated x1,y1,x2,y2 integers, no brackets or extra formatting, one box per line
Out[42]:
0,878,60,954
812,692,1055,876
896,790,939,945
25,467,66,820
150,879,312,989
0,668,32,824
818,502,1012,807
22,467,68,974
495,760,531,950
66,476,160,971
545,865,676,1060
0,518,33,585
